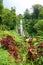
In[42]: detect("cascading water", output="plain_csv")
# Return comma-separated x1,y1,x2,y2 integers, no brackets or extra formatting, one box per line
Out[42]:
20,19,24,36
16,19,24,36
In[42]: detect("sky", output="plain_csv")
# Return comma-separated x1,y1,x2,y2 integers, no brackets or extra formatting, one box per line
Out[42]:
3,0,43,14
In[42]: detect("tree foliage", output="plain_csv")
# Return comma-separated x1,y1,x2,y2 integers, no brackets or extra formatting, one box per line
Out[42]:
0,0,43,35
23,4,43,36
0,0,3,15
34,20,43,32
0,8,17,30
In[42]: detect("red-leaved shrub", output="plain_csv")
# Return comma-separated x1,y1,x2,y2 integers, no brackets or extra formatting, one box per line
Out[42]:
0,35,18,59
27,46,37,62
13,48,18,59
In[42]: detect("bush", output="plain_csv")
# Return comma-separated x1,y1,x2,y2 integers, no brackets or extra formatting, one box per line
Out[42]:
27,40,43,65
0,35,19,59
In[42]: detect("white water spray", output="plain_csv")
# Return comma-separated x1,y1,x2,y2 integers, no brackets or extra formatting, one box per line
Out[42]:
20,19,24,36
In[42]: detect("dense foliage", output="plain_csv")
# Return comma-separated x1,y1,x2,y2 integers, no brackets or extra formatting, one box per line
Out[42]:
23,4,43,35
0,0,43,65
0,0,43,35
0,31,43,65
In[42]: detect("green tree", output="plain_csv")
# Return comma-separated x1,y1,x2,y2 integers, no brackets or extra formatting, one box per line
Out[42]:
1,8,17,30
24,19,37,36
24,8,30,19
34,20,43,33
23,8,37,36
32,4,43,19
39,7,43,19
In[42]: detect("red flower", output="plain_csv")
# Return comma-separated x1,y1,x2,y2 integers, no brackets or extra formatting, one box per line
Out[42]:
28,46,35,51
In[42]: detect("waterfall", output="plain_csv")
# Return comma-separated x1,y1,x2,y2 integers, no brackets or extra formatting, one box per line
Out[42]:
16,19,24,36
20,19,24,36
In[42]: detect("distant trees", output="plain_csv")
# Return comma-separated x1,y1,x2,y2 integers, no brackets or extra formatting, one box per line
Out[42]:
32,4,43,19
0,8,17,30
0,0,43,35
23,4,43,35
24,9,30,19
23,8,37,36
0,0,17,30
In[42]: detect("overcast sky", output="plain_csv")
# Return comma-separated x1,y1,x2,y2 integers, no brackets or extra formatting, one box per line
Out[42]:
3,0,43,14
